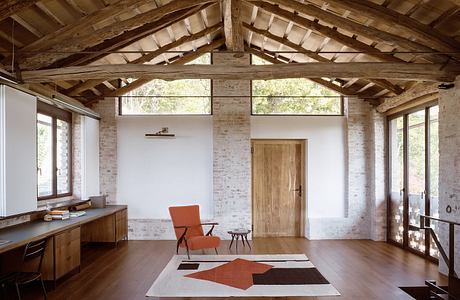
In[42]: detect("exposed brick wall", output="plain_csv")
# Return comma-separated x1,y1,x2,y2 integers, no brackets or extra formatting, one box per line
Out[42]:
92,98,118,204
212,52,252,238
370,110,387,241
438,75,460,274
72,113,82,199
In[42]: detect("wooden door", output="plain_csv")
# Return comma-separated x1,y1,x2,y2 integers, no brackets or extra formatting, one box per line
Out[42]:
252,140,305,237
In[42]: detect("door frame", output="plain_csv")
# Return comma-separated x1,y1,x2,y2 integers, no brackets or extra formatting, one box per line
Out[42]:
386,101,439,262
251,139,307,238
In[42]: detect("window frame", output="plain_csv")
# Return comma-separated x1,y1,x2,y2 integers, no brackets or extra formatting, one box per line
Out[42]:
37,101,73,201
386,100,439,262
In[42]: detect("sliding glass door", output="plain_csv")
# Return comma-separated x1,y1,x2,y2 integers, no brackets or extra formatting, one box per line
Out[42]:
388,103,439,259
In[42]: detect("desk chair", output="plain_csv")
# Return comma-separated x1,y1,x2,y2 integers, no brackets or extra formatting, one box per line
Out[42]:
0,238,48,300
169,205,221,259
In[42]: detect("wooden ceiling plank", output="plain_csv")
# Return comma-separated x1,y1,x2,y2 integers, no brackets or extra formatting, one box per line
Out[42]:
376,82,439,112
249,0,449,64
20,0,218,70
3,0,158,67
21,62,460,83
223,0,244,53
35,2,66,26
46,3,212,69
66,23,222,95
11,15,43,38
317,0,460,60
430,6,460,29
0,0,40,22
249,1,406,63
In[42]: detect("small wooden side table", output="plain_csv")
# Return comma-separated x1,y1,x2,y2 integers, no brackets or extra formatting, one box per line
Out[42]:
228,229,251,253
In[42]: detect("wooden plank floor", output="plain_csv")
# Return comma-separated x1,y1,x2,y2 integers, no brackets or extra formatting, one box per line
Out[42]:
18,238,447,300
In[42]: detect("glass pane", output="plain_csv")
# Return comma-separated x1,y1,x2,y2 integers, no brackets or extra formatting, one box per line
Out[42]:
120,54,211,115
429,105,439,258
57,119,71,195
37,114,53,197
389,117,404,244
408,110,426,252
251,55,342,115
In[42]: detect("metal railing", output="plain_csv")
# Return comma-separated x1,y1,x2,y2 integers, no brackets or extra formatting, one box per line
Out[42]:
410,215,460,300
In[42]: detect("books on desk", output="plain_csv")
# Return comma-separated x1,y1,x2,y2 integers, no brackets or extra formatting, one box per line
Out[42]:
70,211,86,218
49,210,70,220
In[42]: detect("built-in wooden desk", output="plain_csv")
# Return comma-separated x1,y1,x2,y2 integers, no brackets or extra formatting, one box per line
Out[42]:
0,205,128,284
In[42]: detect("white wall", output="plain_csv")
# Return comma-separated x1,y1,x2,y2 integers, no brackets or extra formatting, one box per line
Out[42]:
251,116,347,221
117,116,213,220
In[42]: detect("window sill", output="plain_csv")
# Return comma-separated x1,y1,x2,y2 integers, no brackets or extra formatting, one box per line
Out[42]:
37,197,89,211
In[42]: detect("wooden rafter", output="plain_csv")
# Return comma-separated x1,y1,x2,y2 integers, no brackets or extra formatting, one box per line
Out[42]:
376,82,439,112
318,0,460,60
4,0,155,66
18,0,218,70
20,62,460,83
254,0,449,64
47,4,213,69
249,1,405,63
0,0,40,22
66,23,223,96
245,45,359,96
223,0,244,54
243,22,403,94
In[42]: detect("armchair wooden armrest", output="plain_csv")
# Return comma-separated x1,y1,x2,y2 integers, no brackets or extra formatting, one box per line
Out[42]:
202,222,218,236
174,225,191,229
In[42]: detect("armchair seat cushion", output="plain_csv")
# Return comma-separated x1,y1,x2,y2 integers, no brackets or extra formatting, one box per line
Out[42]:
186,236,221,250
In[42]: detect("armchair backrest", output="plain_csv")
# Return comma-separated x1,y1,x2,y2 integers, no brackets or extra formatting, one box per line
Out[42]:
169,205,204,240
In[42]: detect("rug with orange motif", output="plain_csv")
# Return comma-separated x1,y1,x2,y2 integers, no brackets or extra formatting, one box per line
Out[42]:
146,254,340,298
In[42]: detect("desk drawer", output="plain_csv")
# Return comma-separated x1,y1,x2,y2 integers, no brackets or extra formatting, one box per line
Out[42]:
115,209,128,242
55,227,80,279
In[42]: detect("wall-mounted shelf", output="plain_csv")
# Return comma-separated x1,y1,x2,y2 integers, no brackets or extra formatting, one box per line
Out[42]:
145,127,175,138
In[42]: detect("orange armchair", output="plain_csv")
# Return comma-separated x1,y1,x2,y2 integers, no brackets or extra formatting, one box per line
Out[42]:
169,205,221,258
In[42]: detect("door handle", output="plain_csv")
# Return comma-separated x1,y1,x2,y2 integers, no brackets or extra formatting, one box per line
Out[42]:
293,185,302,197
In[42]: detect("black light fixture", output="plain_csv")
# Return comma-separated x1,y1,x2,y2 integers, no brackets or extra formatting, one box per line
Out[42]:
438,83,455,90
145,127,175,137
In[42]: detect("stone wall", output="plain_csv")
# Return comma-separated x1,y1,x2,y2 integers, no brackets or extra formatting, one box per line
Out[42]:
212,52,252,238
438,75,460,274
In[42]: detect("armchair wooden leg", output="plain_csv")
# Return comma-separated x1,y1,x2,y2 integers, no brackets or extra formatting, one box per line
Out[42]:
176,241,180,255
214,248,218,255
185,240,190,259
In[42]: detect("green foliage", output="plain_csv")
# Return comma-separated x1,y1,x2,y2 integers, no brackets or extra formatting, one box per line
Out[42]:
121,54,211,115
251,56,341,115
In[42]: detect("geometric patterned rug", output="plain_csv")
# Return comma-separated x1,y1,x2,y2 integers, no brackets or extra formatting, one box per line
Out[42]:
146,254,340,298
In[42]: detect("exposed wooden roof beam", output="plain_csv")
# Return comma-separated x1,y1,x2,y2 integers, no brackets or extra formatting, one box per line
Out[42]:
318,0,460,60
255,0,449,64
376,82,439,112
0,0,40,22
66,23,223,96
249,1,405,63
18,0,218,70
46,4,212,69
246,45,358,95
6,0,156,66
21,62,460,83
92,38,225,99
223,0,244,54
244,22,403,94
